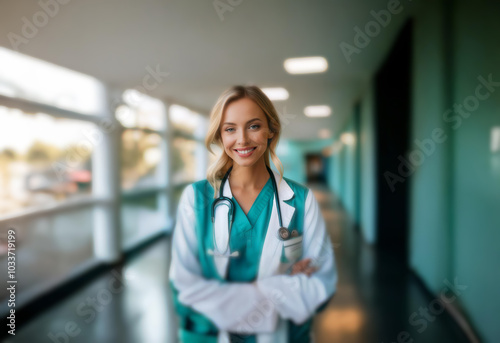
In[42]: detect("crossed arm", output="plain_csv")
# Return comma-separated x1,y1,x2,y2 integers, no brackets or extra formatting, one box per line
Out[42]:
169,185,338,333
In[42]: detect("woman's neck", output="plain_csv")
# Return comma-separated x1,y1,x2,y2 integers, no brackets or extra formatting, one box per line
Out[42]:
229,158,270,191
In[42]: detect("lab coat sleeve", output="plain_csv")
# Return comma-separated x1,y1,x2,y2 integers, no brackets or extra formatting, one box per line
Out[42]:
256,187,338,325
169,185,279,333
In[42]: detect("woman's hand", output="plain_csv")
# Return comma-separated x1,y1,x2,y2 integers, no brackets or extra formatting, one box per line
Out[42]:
290,258,318,277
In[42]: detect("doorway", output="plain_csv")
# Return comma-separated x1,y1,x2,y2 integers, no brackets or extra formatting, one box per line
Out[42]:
374,20,412,265
306,153,328,184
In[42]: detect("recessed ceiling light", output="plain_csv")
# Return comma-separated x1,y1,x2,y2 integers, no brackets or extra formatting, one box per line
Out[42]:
261,87,289,101
491,126,500,152
304,105,331,117
284,56,328,74
318,129,331,139
341,133,356,145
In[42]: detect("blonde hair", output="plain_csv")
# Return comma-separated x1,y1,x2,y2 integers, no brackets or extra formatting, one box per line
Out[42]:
205,85,284,198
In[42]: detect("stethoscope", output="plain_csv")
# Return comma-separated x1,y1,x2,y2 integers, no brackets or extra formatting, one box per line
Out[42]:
208,165,294,257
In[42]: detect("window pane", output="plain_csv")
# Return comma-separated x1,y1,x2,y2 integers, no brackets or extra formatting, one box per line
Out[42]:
169,104,206,137
116,89,165,131
0,106,95,216
121,192,167,248
208,144,221,167
121,129,163,190
0,47,104,115
0,206,95,302
172,137,197,184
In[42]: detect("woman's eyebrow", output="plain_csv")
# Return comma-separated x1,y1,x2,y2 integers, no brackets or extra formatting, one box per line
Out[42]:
223,118,262,126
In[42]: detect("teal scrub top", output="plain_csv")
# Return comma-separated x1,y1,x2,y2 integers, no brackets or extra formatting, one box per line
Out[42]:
170,176,326,343
226,176,273,342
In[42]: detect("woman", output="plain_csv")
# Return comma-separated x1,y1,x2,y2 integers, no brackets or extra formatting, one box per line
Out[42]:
169,85,338,343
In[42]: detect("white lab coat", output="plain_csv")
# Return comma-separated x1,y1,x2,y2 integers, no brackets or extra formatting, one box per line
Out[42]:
169,169,338,343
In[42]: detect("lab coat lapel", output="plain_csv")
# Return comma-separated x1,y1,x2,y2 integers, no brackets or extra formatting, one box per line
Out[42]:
257,169,295,280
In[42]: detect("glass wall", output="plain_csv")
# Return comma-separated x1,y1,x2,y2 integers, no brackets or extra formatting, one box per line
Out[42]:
0,46,209,313
0,108,95,216
0,47,104,115
169,104,208,208
116,90,168,249
0,48,106,307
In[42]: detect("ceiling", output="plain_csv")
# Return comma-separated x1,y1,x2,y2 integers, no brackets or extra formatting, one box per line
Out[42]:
0,0,414,140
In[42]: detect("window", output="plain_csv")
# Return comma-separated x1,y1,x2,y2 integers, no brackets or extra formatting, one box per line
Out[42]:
0,46,210,310
0,47,107,307
169,104,208,209
170,104,205,137
121,130,162,190
117,89,165,131
0,47,103,115
117,90,168,248
172,137,198,184
0,107,95,216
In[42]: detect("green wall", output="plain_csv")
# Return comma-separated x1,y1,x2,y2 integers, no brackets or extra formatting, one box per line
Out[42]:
278,139,333,185
335,0,500,340
359,85,377,244
410,0,453,302
342,119,357,219
411,0,500,341
450,1,500,341
328,98,377,244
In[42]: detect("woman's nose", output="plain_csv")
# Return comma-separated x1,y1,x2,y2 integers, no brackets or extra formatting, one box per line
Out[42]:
236,130,249,145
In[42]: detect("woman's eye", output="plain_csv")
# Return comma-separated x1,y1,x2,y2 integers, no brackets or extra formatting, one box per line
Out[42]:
225,127,235,132
249,124,260,130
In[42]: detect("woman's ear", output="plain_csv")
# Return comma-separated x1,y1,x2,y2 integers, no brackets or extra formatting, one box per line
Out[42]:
268,131,275,147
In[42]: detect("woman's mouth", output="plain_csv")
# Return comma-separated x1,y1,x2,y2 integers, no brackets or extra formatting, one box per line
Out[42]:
234,147,257,157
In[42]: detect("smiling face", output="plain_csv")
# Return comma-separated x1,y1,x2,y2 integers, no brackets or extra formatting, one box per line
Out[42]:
220,97,275,168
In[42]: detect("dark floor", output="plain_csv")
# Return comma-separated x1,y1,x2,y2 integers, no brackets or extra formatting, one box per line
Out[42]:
3,185,471,343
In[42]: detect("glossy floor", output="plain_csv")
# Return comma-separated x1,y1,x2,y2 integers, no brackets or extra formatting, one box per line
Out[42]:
5,185,470,343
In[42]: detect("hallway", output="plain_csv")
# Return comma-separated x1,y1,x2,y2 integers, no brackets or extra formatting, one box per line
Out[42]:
4,185,470,343
310,185,470,342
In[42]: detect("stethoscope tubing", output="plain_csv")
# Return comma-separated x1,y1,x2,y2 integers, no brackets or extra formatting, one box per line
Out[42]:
211,165,286,248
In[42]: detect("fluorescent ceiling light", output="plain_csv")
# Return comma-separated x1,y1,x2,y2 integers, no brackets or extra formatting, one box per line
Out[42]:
304,105,331,117
262,87,289,101
284,56,328,74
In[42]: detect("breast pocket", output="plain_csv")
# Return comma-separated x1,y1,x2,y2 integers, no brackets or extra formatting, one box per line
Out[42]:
282,235,303,264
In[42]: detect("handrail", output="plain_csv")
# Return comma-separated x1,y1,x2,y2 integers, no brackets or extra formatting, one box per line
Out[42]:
0,94,105,124
0,195,111,224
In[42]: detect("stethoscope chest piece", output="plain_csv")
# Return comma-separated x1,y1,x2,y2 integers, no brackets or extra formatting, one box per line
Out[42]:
279,227,299,240
279,227,290,240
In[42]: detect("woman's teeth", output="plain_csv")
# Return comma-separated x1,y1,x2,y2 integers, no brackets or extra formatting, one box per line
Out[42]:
236,147,256,154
